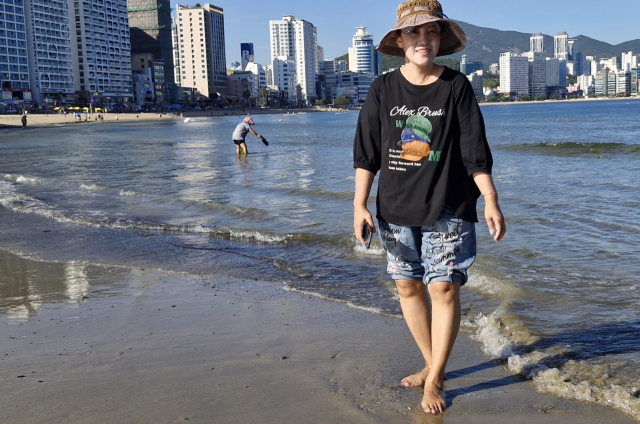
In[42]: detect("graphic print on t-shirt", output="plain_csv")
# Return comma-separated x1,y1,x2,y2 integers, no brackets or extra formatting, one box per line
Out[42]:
397,115,433,162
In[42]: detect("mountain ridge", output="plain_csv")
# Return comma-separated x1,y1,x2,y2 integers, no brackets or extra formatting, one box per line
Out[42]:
339,21,640,71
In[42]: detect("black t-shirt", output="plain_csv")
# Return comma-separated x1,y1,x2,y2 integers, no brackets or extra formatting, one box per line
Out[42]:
353,67,493,226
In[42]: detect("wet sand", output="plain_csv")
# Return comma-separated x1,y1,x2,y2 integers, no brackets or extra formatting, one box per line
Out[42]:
0,250,635,424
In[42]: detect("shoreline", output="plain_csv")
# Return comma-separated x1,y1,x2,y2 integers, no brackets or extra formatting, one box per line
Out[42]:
0,107,322,129
0,246,636,423
480,95,640,106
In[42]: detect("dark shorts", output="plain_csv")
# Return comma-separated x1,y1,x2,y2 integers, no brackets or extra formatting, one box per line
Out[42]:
233,139,245,146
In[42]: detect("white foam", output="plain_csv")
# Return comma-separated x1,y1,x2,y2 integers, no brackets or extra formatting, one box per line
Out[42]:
15,175,44,184
353,242,385,256
119,189,137,196
229,230,288,243
530,367,640,419
463,312,515,358
80,182,105,191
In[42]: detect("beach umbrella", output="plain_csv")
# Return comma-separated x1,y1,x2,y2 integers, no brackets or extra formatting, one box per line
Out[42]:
82,107,89,111
95,108,102,112
54,107,61,111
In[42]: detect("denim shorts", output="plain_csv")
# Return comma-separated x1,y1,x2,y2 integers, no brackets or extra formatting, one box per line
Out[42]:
376,209,476,285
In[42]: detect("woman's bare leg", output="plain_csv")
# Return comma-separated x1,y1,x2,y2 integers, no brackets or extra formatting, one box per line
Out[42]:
241,142,248,155
421,281,461,414
395,279,433,388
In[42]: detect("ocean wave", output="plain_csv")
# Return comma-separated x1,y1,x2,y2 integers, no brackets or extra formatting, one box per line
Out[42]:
499,141,640,156
81,182,108,191
464,307,640,421
4,174,45,185
282,285,400,318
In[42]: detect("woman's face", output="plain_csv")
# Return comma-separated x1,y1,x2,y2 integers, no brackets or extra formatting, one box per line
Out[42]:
397,22,441,67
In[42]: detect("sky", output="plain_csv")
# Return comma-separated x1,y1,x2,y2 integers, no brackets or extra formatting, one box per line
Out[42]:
170,0,640,67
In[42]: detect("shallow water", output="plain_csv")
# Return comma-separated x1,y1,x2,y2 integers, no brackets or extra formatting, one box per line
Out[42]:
1,101,640,419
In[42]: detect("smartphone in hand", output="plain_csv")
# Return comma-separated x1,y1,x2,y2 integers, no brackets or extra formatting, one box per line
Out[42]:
362,223,372,249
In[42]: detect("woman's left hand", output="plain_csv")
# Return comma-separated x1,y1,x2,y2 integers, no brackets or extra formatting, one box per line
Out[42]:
483,197,505,242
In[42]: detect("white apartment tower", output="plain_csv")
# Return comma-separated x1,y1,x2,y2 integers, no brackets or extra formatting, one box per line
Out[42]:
554,32,569,61
269,15,317,104
0,0,32,105
348,26,375,74
271,55,296,102
175,4,227,98
171,16,181,85
621,51,637,72
530,33,544,53
24,0,74,105
499,52,529,96
68,0,133,105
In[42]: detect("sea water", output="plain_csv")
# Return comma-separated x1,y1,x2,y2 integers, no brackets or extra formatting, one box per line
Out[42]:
1,101,639,419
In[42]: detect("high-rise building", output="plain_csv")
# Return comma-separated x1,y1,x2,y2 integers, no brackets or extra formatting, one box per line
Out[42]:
601,57,621,72
269,15,317,104
545,57,560,87
577,74,594,96
530,33,544,53
315,43,324,73
271,55,296,104
175,4,227,99
244,61,266,98
522,51,546,97
554,32,569,61
616,70,631,95
171,16,181,85
467,70,483,97
131,52,164,104
348,26,377,75
69,0,133,107
460,55,483,76
0,0,33,106
499,52,528,96
24,0,74,106
241,43,254,71
621,51,637,72
558,59,567,88
567,38,583,75
127,0,174,85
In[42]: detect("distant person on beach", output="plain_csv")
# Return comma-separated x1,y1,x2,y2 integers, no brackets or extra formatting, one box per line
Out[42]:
232,116,262,155
21,111,27,127
352,0,506,415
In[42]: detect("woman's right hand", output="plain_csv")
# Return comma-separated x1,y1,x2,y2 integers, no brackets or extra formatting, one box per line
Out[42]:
354,205,375,246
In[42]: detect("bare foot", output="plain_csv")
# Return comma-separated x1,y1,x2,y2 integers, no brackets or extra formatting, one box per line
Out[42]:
421,381,446,414
401,367,430,388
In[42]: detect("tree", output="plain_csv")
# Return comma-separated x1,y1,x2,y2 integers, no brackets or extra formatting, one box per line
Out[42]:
483,72,500,89
534,95,547,101
334,96,351,106
315,99,325,106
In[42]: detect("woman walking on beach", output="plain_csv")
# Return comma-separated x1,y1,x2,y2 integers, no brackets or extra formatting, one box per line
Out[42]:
232,116,263,155
352,0,506,415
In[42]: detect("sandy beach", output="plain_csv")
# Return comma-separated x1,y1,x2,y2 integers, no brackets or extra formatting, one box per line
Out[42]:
0,247,635,424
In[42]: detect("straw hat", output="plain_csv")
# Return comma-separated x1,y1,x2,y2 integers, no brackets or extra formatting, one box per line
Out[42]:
377,0,467,58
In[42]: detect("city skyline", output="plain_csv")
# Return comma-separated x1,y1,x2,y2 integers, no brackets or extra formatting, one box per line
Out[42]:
170,0,640,67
